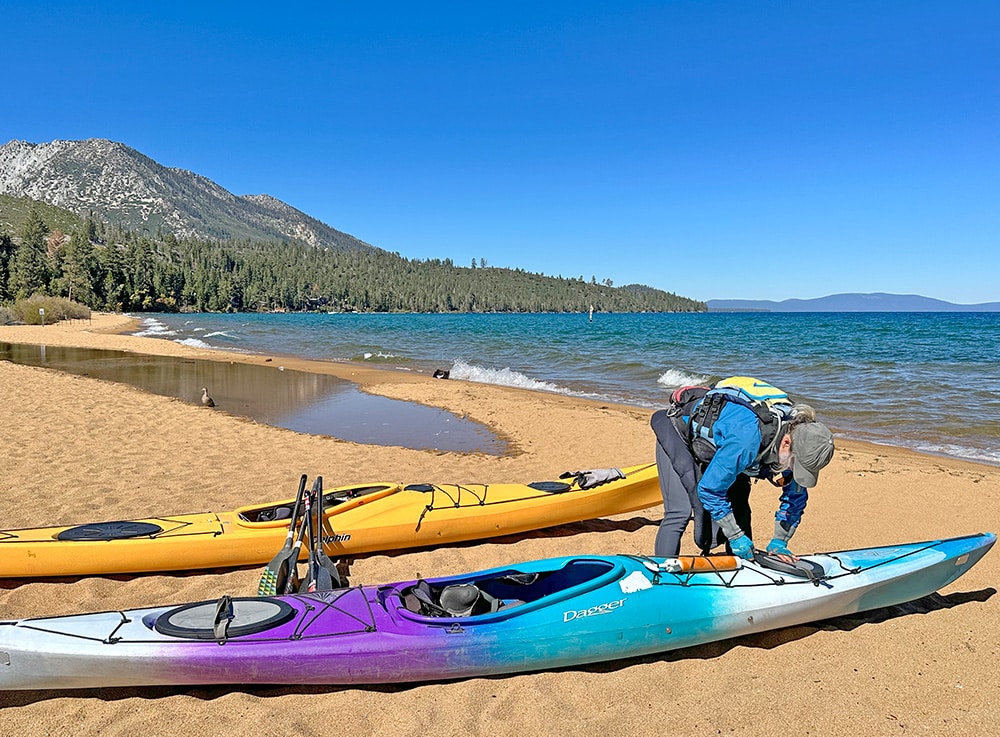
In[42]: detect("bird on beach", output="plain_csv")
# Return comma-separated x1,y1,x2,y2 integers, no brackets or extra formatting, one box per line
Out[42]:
201,387,216,407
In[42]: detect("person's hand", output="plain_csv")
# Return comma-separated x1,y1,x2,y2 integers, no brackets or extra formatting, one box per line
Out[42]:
766,538,792,556
728,534,755,560
766,538,798,563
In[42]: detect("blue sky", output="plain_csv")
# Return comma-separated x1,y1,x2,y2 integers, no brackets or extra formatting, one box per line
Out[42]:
3,1,998,303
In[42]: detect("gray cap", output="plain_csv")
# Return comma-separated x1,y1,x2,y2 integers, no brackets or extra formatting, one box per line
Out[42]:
790,422,835,488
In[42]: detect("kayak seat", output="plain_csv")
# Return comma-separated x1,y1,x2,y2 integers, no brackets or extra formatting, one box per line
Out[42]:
439,584,501,617
403,580,449,616
402,581,504,617
256,506,293,522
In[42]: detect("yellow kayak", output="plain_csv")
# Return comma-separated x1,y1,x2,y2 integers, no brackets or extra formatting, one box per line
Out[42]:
0,464,659,578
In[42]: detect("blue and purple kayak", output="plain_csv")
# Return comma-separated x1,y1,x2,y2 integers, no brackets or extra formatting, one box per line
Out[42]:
0,532,992,690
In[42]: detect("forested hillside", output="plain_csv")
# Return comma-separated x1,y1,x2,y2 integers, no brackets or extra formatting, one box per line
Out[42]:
0,199,704,314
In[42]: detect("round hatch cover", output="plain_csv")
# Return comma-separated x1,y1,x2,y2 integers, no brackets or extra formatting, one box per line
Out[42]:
56,521,164,541
154,597,297,639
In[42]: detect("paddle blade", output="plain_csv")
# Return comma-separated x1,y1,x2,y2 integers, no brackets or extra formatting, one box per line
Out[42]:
258,475,310,596
257,552,293,597
312,475,343,590
257,568,279,597
314,567,334,591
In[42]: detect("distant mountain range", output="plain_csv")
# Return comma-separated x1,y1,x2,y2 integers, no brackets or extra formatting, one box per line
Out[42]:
708,293,1000,312
0,138,375,252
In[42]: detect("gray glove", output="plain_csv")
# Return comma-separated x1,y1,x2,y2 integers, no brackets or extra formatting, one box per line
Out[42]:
560,468,625,489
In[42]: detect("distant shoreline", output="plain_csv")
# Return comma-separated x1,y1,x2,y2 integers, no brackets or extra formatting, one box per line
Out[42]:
707,292,1000,312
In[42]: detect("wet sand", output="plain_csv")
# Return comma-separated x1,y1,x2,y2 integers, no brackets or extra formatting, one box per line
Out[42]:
0,313,998,736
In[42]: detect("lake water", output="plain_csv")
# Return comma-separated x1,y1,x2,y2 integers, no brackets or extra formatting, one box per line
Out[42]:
129,311,1000,466
0,342,505,454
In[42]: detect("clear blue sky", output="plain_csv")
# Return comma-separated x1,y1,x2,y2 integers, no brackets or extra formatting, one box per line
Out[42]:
3,1,998,303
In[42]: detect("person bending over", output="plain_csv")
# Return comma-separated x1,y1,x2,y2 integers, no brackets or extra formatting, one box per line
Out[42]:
650,377,835,560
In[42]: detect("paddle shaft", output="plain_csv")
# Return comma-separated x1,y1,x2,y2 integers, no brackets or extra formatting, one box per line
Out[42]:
301,478,324,593
257,474,308,596
313,476,342,588
286,487,314,594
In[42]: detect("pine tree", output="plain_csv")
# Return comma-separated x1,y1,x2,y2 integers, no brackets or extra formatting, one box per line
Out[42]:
98,242,127,311
58,229,97,306
8,207,51,299
0,233,14,301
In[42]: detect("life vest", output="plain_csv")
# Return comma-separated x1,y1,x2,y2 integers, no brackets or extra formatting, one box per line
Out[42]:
671,377,793,469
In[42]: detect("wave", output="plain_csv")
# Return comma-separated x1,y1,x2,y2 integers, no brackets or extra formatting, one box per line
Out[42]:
175,337,217,349
905,441,1000,467
203,331,238,340
356,351,400,362
448,359,568,394
656,368,712,388
131,316,178,338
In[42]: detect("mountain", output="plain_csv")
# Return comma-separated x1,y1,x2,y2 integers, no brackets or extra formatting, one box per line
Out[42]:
707,293,1000,312
0,139,376,252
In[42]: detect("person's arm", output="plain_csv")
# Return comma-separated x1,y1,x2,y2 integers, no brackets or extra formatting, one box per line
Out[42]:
776,481,808,528
767,481,809,557
696,404,760,521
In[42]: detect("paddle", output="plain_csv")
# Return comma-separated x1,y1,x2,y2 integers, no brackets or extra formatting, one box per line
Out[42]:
257,474,308,596
287,483,316,594
299,477,324,593
311,476,343,590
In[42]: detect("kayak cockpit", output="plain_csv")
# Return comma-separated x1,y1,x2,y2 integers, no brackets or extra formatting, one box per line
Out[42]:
236,485,399,524
393,557,624,621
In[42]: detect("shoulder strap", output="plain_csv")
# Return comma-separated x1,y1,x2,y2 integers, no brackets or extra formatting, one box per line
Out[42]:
689,391,727,440
688,389,785,467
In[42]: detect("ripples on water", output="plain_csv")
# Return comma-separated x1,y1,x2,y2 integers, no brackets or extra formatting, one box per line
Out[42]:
132,311,1000,466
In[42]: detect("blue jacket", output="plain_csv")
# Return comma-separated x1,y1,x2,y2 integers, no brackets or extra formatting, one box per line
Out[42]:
697,402,808,528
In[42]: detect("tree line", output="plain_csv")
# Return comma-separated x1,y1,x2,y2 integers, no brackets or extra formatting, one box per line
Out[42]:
0,205,705,314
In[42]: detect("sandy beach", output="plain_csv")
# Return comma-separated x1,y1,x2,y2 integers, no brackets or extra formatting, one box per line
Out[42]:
1,313,998,736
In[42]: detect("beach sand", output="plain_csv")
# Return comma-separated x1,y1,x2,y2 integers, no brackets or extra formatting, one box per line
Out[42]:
1,314,998,736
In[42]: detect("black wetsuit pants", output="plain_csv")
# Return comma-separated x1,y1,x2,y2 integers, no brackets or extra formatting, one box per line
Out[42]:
652,409,753,556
